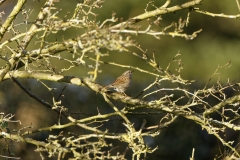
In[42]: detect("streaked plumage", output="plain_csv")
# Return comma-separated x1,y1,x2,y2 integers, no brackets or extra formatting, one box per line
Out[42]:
105,70,133,94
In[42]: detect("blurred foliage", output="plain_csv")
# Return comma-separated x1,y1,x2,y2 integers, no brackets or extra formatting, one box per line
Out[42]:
0,0,239,159
2,0,239,82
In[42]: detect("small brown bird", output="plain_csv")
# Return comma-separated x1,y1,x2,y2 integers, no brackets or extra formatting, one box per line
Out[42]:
105,70,133,95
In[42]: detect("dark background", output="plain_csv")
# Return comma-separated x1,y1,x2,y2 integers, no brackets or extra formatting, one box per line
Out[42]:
0,0,239,159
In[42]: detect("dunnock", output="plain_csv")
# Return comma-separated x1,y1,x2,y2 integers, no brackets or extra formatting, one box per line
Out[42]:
105,70,133,95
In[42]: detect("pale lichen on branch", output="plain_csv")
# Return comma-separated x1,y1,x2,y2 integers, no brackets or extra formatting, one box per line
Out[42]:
0,0,240,159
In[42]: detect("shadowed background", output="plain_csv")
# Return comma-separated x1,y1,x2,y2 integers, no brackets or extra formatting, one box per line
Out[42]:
0,0,239,159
